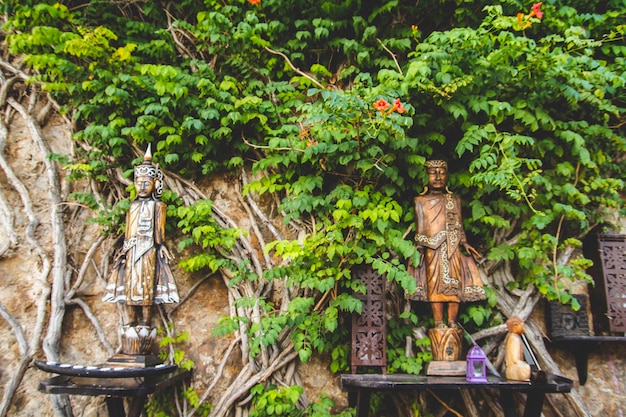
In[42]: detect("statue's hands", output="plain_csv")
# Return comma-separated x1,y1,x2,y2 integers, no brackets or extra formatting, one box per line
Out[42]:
159,245,174,261
463,243,481,260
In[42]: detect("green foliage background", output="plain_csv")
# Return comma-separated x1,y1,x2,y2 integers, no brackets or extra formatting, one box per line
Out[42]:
3,0,625,414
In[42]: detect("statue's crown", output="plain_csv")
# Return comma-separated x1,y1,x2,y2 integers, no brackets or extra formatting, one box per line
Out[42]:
134,144,164,197
134,144,162,180
426,159,447,168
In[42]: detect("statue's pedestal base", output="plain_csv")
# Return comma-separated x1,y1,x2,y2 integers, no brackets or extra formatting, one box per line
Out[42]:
427,326,465,375
428,326,463,361
105,353,162,368
427,360,466,376
120,325,157,356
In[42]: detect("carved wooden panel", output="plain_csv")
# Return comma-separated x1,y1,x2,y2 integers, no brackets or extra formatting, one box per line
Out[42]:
546,294,590,338
351,266,386,374
598,234,626,333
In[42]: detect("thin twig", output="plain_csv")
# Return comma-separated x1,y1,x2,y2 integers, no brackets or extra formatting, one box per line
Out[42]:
169,273,213,314
66,235,106,300
426,389,463,417
241,133,305,153
187,335,242,417
0,302,30,417
65,297,115,356
460,390,480,416
241,168,284,242
263,46,325,89
376,38,403,75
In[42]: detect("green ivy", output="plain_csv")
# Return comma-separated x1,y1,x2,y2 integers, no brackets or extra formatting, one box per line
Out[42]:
5,1,626,412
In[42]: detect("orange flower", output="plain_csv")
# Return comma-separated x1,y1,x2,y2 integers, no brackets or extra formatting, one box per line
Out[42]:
373,98,390,112
248,0,261,5
392,98,406,114
531,2,543,19
517,11,531,30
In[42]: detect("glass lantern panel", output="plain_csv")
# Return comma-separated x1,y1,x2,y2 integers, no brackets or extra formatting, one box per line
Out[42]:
473,360,484,376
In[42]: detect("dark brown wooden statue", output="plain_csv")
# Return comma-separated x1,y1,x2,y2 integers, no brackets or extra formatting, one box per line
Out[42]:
103,145,179,357
407,160,486,367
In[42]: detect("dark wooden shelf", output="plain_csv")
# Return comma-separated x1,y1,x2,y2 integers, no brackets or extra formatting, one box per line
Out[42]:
340,373,573,417
547,335,626,385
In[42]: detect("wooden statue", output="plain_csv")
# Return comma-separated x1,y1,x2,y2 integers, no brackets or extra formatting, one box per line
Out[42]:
103,145,179,356
407,160,486,364
504,316,531,381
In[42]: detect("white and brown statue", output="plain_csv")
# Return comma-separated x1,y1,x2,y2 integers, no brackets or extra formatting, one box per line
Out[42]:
407,160,486,362
104,145,179,356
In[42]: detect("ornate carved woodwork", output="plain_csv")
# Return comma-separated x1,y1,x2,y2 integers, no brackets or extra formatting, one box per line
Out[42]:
597,234,626,333
585,233,626,334
428,327,463,361
548,233,626,386
351,266,387,374
546,294,590,338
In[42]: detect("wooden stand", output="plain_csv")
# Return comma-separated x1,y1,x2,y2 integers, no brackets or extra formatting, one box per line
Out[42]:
105,353,162,368
427,361,466,376
341,373,573,417
35,360,190,417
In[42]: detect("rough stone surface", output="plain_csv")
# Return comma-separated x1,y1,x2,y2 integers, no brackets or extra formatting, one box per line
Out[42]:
549,343,626,417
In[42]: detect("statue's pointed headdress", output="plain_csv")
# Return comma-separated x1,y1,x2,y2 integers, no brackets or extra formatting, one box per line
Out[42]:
134,144,164,197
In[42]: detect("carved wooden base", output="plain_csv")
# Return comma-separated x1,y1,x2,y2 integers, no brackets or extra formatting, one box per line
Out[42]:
428,327,463,361
121,325,157,355
105,353,162,368
426,360,466,376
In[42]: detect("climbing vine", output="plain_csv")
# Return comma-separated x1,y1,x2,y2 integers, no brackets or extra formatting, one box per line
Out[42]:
1,0,625,416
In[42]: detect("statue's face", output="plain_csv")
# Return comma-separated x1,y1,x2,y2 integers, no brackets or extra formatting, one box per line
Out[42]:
427,166,448,191
135,176,155,197
507,320,525,334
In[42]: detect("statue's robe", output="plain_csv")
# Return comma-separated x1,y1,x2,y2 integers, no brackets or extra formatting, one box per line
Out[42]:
104,199,179,305
408,192,485,303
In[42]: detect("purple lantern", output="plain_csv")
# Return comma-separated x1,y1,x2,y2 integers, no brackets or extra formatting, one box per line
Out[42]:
466,345,488,383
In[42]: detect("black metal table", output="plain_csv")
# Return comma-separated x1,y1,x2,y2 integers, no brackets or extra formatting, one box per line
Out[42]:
36,360,191,417
340,373,573,417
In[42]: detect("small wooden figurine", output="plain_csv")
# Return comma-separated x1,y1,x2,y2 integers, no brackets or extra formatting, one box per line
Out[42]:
504,316,531,381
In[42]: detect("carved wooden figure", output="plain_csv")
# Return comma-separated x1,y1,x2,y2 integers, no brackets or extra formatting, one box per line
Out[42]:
407,160,486,363
504,316,531,381
103,145,179,356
